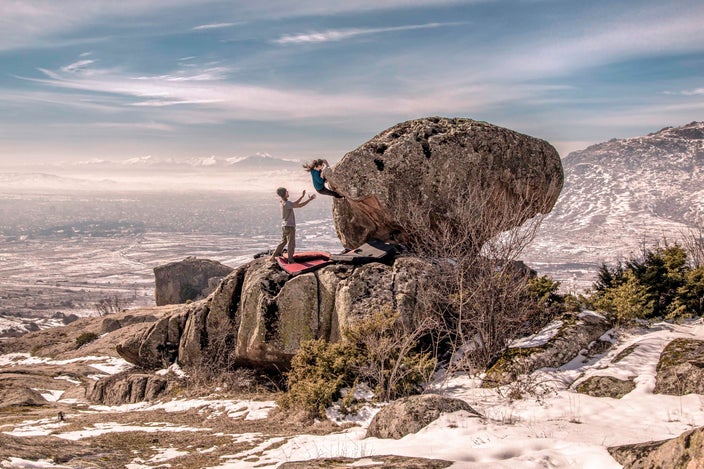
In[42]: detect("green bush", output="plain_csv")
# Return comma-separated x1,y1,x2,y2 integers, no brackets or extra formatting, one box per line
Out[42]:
278,307,437,417
75,332,99,348
277,339,359,417
590,242,704,322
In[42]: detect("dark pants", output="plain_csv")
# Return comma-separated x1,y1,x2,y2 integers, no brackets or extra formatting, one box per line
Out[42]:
273,226,295,261
316,187,343,198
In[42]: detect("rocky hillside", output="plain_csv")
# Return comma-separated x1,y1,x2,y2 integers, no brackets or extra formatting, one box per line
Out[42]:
524,121,704,291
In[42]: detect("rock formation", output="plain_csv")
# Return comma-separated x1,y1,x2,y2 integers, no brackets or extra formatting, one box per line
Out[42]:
365,394,480,439
654,338,704,395
154,256,233,306
86,371,168,405
608,426,704,468
575,375,636,399
483,311,612,387
325,117,563,250
119,256,435,370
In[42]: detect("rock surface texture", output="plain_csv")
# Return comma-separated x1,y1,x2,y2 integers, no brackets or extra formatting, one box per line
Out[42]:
365,394,480,439
608,426,704,469
119,256,435,370
325,117,563,250
154,256,233,306
654,338,704,395
483,311,612,387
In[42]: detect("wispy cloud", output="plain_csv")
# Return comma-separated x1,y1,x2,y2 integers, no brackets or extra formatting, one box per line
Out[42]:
61,60,96,73
192,22,240,31
274,22,465,44
23,59,524,124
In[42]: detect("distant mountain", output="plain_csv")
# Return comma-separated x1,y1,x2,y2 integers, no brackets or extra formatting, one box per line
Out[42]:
0,172,117,190
524,121,704,290
72,153,301,171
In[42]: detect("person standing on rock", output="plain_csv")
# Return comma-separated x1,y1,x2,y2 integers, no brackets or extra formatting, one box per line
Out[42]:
303,159,343,198
271,187,316,263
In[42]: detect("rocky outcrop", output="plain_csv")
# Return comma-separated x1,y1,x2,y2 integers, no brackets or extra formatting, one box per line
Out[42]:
119,256,436,370
575,376,636,399
483,311,612,387
154,256,233,306
325,117,563,250
654,338,704,395
86,371,168,405
608,426,704,469
0,386,47,410
366,394,479,439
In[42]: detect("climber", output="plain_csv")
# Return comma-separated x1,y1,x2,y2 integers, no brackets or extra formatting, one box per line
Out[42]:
303,158,343,198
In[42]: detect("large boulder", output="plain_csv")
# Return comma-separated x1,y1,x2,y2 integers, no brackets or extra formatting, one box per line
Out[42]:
366,394,480,439
119,256,435,371
654,338,704,395
326,117,563,250
154,256,233,306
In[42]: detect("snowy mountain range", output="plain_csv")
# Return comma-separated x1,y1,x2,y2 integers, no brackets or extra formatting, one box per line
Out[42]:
71,153,301,170
524,121,704,291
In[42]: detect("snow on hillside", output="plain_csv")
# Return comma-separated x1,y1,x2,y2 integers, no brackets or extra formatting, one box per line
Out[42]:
523,121,704,292
2,319,703,468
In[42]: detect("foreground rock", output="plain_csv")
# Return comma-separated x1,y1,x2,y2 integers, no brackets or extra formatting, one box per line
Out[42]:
483,311,612,387
654,338,704,395
608,426,704,468
154,256,233,306
575,376,635,399
119,256,434,370
366,394,480,439
86,371,168,405
326,117,563,250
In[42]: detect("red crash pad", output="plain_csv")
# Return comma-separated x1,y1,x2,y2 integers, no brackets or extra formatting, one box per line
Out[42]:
276,251,332,275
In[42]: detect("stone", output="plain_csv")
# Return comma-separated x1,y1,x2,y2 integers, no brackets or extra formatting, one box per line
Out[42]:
154,256,233,306
0,386,47,410
608,426,704,469
118,255,435,372
325,117,563,250
654,338,704,395
483,311,612,387
86,371,168,405
575,375,636,399
366,394,480,439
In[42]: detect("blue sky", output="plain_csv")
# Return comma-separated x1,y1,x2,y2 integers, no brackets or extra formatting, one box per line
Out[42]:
1,0,703,165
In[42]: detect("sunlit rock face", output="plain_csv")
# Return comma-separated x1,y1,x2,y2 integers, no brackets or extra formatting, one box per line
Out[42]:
119,256,435,371
325,117,564,250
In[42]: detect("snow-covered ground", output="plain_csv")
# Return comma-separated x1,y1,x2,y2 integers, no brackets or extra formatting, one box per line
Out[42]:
2,319,703,468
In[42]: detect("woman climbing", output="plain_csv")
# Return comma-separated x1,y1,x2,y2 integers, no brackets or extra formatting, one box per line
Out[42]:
303,158,343,198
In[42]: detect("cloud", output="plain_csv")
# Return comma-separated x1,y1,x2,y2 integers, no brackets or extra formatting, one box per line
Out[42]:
61,60,96,73
23,59,527,125
192,22,240,31
274,22,465,44
680,88,704,96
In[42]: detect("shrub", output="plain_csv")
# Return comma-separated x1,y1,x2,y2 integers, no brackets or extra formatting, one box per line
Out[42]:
343,307,437,402
278,307,437,417
277,339,359,417
590,241,704,322
75,332,99,348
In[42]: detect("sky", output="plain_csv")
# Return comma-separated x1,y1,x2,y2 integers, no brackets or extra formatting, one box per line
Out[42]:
1,0,703,166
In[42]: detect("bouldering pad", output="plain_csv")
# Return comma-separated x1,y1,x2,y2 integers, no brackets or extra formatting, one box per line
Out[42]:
331,239,402,264
276,251,332,275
